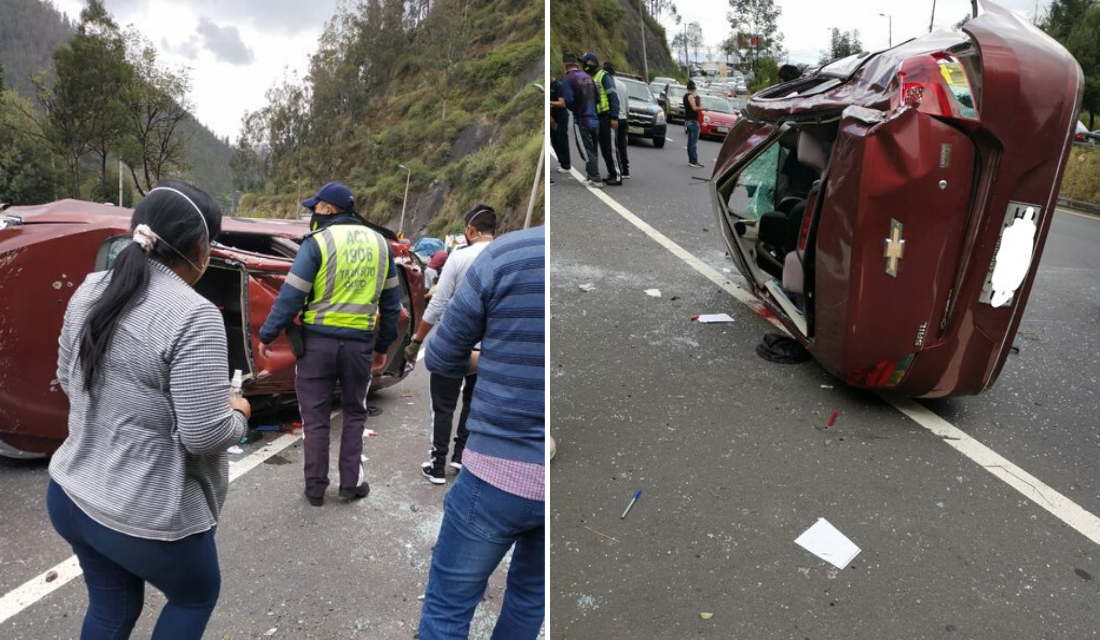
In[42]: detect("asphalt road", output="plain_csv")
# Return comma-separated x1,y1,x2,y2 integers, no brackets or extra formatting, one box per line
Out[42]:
548,124,1100,639
0,358,530,639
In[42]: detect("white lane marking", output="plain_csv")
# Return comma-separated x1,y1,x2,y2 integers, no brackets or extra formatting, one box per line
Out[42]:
884,396,1100,545
666,137,674,141
0,431,305,625
559,150,1100,548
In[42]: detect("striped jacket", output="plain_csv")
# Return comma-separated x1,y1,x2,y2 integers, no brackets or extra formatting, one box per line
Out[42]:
51,261,247,541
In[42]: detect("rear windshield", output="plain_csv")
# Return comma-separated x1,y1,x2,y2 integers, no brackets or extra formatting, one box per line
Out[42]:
621,80,654,102
668,85,687,99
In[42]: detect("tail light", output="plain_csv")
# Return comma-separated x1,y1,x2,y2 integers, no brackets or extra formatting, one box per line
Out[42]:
846,354,915,389
896,53,979,122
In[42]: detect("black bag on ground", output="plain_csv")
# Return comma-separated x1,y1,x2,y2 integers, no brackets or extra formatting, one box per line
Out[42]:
756,333,812,364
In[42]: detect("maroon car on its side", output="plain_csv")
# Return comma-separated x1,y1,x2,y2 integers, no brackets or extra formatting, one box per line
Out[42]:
710,1,1081,397
0,200,426,458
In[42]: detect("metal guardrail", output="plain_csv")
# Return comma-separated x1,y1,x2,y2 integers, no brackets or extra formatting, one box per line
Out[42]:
1057,197,1100,216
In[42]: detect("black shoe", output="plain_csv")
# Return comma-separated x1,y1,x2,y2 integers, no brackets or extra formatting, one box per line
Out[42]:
622,173,631,179
449,452,463,471
421,461,446,485
605,179,623,186
338,482,370,500
305,491,324,507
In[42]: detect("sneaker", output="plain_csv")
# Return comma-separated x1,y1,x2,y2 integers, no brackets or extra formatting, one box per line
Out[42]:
555,167,571,173
689,162,705,168
605,178,623,186
449,459,463,471
421,462,445,485
584,179,604,189
304,491,324,507
338,482,370,501
622,173,631,179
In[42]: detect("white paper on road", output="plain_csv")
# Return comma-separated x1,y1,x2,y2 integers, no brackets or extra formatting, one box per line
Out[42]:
795,518,861,569
645,288,662,297
227,445,244,454
695,313,735,323
578,283,596,292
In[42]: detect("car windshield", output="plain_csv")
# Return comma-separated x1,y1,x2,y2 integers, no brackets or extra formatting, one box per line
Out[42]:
730,98,746,110
621,80,654,102
700,96,733,113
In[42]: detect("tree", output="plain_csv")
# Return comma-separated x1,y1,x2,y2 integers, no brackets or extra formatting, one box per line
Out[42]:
41,0,132,198
419,0,472,120
728,0,783,69
1042,0,1100,128
121,31,192,196
0,89,62,204
686,21,704,65
819,28,863,65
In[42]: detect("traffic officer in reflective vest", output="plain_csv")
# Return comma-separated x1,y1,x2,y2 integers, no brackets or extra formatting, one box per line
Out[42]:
580,52,621,186
258,182,401,507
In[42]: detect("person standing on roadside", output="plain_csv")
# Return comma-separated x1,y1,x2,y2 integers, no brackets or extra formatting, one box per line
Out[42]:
684,80,703,168
580,52,622,185
603,61,631,180
404,204,497,485
48,180,249,640
561,53,602,188
258,181,401,507
549,69,571,174
418,225,545,640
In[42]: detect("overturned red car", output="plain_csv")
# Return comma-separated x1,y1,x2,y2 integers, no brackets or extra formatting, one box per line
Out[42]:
0,200,426,458
710,1,1081,397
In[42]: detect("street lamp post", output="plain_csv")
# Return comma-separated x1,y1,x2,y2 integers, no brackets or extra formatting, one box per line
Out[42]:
879,13,892,47
638,0,649,82
525,84,546,229
397,163,411,236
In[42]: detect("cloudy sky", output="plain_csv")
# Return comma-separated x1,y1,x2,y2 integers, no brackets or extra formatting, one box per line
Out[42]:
52,0,340,141
658,0,1050,66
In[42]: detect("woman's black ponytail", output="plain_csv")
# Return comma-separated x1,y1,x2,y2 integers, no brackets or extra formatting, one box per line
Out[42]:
78,179,222,391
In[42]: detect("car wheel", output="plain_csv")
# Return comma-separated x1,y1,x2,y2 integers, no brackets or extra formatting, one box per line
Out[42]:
653,136,666,149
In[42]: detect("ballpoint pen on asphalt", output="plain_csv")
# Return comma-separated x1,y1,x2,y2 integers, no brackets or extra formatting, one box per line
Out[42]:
621,488,642,520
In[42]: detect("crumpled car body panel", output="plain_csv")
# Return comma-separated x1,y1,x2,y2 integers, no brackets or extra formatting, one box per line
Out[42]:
0,200,425,457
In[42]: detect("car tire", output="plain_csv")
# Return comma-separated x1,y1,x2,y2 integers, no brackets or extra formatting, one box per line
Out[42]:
653,136,666,149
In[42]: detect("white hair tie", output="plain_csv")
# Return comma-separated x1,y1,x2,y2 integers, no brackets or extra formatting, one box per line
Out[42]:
147,186,210,240
133,224,158,252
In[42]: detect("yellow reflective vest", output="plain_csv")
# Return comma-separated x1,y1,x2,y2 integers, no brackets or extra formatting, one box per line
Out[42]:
593,69,611,114
302,224,391,331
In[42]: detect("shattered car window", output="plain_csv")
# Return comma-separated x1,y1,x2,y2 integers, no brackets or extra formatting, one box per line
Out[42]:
96,236,133,271
730,144,781,219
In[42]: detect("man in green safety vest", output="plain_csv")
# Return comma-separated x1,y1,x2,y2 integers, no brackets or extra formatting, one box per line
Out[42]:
580,52,622,186
258,182,401,507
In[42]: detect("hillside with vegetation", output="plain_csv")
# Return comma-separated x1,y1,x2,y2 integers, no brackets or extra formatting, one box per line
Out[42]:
234,0,545,235
0,0,236,207
550,0,676,79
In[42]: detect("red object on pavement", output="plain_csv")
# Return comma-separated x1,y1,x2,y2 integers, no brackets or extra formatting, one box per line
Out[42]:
827,410,838,427
691,315,701,321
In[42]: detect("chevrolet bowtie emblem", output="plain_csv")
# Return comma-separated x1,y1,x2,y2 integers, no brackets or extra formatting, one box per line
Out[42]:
884,219,905,277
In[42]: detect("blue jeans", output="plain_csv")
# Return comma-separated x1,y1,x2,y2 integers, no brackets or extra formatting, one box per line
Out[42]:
47,480,221,639
418,470,545,639
686,119,700,164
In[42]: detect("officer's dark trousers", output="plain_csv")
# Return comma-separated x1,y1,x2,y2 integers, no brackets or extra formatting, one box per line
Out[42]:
295,333,374,498
615,117,630,177
550,119,571,170
597,115,618,180
427,372,477,468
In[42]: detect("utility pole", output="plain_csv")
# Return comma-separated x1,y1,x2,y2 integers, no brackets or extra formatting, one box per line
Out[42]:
930,0,937,32
118,159,123,206
638,0,649,82
398,163,411,236
879,13,892,47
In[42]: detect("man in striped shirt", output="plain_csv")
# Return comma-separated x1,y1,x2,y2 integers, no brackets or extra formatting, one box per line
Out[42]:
417,225,545,640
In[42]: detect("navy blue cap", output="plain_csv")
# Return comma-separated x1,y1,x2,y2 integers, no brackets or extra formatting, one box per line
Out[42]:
578,52,600,66
301,182,354,212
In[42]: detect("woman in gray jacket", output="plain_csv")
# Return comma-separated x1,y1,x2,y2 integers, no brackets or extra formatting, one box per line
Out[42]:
47,180,250,639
